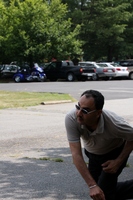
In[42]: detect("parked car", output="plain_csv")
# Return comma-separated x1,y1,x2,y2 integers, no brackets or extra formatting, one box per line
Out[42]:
97,63,129,79
10,61,30,69
78,61,116,80
0,64,21,78
119,60,133,80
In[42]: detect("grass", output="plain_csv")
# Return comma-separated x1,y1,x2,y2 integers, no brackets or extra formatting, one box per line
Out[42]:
23,156,64,162
39,157,63,162
0,90,75,109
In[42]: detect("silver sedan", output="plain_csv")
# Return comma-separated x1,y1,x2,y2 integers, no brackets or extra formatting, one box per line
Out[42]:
78,61,116,80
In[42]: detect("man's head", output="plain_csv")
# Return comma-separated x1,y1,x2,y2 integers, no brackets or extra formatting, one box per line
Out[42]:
81,90,104,110
76,90,104,130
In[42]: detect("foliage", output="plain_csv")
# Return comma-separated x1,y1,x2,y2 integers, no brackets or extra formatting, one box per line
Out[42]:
0,0,82,64
62,0,133,61
1,0,133,62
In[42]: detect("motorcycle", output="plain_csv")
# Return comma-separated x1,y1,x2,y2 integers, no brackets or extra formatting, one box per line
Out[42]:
13,63,47,83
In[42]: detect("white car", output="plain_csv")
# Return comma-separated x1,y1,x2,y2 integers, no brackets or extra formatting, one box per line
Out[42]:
97,63,129,79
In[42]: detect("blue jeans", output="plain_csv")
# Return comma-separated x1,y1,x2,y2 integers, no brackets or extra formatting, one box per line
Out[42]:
85,143,133,200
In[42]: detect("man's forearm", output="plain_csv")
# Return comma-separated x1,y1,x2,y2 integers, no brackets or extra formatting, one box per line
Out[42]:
117,141,133,164
72,154,96,188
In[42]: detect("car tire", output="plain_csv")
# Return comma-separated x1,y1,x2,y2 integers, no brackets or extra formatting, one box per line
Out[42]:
67,72,75,81
14,75,21,83
92,74,98,81
129,72,133,80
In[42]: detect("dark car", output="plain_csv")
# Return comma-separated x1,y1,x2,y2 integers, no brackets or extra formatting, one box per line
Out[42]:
43,61,96,81
0,64,21,78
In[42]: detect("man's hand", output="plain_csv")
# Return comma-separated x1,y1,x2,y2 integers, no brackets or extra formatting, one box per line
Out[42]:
102,141,133,174
89,185,106,200
101,159,120,173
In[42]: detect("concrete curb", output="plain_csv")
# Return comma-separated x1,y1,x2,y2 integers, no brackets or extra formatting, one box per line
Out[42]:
40,100,72,105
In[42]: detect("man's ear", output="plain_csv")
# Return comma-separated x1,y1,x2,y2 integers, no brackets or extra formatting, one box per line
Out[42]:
97,110,102,117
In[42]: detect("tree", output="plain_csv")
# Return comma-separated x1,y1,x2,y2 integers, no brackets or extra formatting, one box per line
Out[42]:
0,0,8,63
0,0,82,64
61,0,132,61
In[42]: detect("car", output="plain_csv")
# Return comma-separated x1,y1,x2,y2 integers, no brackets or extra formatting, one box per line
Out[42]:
119,60,133,80
10,61,30,68
78,61,116,80
39,62,50,70
0,64,21,78
43,60,96,81
97,62,129,79
0,65,3,71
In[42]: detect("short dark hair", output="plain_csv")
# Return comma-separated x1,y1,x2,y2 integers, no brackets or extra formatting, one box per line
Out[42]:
81,90,104,110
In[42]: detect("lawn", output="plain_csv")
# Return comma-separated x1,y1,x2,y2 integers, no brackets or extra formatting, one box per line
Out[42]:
0,91,75,109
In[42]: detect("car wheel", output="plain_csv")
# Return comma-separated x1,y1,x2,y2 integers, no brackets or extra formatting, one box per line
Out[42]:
129,72,133,80
92,74,98,81
14,75,21,83
67,72,75,81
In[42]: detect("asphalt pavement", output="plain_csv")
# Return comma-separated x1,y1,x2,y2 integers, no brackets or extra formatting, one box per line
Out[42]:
0,98,133,200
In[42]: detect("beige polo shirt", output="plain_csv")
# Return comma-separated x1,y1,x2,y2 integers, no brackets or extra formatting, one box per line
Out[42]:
65,109,133,155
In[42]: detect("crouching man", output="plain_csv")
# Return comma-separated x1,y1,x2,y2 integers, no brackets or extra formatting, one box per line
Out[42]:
65,89,133,200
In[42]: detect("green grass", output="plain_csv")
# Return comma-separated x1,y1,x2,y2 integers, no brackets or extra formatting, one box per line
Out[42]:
0,90,75,109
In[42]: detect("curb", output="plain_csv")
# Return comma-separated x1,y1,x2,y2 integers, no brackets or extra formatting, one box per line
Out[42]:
40,100,72,105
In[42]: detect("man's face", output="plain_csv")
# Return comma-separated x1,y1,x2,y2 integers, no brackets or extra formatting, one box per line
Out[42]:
76,95,102,128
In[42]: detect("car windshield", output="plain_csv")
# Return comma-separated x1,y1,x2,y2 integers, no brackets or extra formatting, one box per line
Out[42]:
111,63,121,67
0,65,4,70
119,61,129,66
96,63,107,68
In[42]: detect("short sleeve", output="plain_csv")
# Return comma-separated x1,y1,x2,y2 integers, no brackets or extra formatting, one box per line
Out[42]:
65,109,81,143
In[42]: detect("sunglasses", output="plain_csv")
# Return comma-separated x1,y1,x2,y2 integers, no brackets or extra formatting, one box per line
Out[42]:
75,104,96,115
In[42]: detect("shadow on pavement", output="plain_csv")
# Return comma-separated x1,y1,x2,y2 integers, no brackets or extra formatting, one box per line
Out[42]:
0,147,89,200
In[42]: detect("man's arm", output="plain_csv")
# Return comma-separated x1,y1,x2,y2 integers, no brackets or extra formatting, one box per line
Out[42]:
102,141,133,173
69,142,105,200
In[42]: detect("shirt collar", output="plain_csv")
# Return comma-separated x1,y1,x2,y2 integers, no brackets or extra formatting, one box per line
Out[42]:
81,114,104,135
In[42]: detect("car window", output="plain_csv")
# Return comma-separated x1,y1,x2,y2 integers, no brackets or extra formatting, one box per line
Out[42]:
95,64,104,68
86,64,94,67
5,65,11,70
119,61,133,66
78,63,86,66
111,63,120,67
0,65,4,71
119,61,129,66
62,61,67,66
10,65,16,70
97,63,107,67
48,63,56,70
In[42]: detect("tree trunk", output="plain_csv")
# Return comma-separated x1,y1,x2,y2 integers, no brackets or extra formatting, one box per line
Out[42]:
107,46,114,62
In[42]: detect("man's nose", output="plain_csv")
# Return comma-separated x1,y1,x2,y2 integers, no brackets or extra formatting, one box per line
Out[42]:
77,109,83,116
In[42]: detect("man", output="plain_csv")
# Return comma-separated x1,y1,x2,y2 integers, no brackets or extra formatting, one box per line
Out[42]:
65,89,133,200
